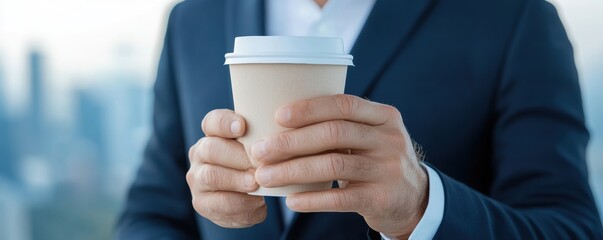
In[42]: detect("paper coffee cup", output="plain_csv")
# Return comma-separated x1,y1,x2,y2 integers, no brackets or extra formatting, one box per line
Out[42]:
225,36,353,197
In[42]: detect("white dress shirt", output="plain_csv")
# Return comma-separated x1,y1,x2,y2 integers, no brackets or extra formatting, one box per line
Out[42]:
266,0,445,239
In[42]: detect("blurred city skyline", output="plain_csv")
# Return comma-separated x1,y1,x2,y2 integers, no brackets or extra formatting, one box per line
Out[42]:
0,47,152,239
1,1,179,238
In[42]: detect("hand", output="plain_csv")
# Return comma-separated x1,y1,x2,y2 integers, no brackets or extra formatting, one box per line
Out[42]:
252,94,429,239
187,109,266,228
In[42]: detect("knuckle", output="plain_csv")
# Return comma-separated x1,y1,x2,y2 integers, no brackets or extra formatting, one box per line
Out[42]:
186,169,195,186
323,121,346,145
383,104,399,116
327,154,346,177
198,138,212,162
335,94,357,117
189,138,205,163
274,133,294,153
188,146,196,163
383,105,402,123
199,164,219,187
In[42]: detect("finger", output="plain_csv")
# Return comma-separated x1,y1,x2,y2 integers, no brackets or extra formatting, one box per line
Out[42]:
193,192,266,228
202,109,246,138
211,206,267,228
189,163,258,193
275,94,400,128
194,192,266,216
252,120,376,164
255,153,380,187
286,187,367,213
190,137,253,170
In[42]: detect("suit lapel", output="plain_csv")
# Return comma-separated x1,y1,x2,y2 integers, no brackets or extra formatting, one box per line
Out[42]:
225,0,266,53
347,0,436,97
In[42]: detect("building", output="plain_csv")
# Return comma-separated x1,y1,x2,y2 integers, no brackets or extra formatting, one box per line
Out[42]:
0,54,18,183
29,50,45,135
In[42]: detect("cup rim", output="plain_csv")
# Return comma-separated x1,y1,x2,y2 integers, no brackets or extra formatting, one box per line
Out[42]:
224,52,354,66
224,36,354,66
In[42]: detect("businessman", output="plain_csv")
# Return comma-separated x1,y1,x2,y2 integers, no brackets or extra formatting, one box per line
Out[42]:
116,0,603,239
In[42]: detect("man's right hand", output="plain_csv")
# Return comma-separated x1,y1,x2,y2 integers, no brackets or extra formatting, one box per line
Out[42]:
187,109,266,228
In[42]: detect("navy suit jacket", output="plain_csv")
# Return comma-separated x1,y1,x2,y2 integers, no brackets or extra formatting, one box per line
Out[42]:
116,0,603,239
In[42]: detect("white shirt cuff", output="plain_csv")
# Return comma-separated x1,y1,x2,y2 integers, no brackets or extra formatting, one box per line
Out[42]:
380,164,445,240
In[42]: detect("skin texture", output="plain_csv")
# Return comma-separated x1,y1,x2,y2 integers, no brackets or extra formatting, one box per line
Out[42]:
187,94,429,239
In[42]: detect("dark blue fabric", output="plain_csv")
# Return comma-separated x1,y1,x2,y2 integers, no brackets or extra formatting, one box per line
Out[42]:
116,0,603,239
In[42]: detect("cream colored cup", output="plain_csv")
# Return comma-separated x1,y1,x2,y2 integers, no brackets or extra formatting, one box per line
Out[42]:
225,36,353,196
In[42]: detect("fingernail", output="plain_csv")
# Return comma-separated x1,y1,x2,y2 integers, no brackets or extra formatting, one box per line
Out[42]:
276,107,292,123
256,168,273,185
252,140,267,160
230,120,241,134
244,174,255,188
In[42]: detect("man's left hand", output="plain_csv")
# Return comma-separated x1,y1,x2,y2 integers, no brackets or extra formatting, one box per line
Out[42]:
252,94,429,239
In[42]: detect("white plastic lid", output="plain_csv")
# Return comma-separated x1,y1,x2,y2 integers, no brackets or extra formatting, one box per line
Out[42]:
225,36,354,66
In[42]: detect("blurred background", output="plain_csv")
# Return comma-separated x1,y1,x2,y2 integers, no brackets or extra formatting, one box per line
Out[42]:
0,0,601,239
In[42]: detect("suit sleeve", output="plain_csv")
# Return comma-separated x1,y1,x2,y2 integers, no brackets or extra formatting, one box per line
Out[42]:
115,4,200,239
433,1,603,239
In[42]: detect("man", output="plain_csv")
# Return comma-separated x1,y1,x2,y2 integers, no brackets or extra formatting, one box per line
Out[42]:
116,0,603,239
